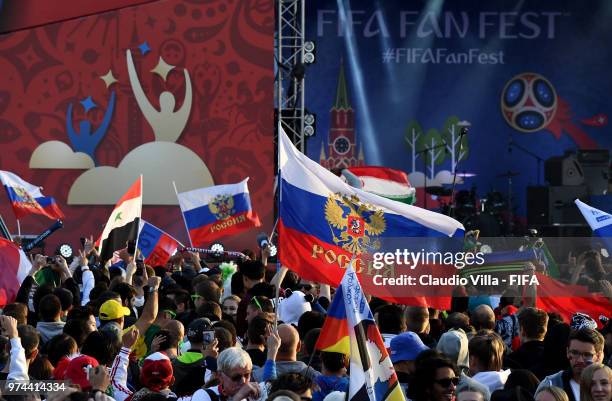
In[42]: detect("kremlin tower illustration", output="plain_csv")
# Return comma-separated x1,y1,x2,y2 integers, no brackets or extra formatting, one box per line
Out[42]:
319,61,364,169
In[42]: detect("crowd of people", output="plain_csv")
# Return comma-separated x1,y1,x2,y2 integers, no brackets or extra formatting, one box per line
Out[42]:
0,235,610,401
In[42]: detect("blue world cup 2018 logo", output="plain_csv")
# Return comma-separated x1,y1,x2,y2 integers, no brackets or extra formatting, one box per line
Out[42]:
501,72,558,133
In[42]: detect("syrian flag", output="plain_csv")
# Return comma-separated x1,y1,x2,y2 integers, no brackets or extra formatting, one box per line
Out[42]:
342,166,416,205
99,177,142,261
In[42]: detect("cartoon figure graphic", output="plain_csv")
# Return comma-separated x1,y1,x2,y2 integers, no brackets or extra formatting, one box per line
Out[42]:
66,92,116,165
126,49,192,142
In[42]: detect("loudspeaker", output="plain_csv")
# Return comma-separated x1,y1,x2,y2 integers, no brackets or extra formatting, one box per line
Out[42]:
577,149,610,195
527,186,588,225
544,154,584,186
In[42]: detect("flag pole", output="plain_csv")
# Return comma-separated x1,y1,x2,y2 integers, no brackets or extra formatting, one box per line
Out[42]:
134,175,143,256
16,219,21,237
274,122,285,331
173,181,193,247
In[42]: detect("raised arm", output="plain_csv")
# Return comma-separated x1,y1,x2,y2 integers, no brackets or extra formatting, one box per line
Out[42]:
126,49,158,119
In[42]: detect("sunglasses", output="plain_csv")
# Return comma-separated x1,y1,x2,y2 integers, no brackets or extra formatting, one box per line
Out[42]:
223,371,251,382
162,309,177,319
434,377,459,388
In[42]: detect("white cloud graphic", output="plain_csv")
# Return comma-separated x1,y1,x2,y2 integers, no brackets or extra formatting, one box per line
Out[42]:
29,141,95,170
68,142,214,205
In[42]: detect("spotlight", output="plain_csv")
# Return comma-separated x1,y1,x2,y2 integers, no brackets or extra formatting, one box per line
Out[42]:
304,125,315,137
304,111,316,137
303,52,315,64
303,41,315,53
303,41,316,64
57,243,73,259
480,244,493,254
304,113,315,126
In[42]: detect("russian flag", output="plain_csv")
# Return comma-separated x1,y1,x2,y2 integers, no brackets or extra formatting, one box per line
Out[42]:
0,170,64,220
278,129,463,307
176,179,261,247
315,284,349,355
575,199,612,253
137,219,182,267
0,237,31,307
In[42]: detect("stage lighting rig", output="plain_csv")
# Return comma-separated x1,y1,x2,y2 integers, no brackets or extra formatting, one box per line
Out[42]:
303,41,316,64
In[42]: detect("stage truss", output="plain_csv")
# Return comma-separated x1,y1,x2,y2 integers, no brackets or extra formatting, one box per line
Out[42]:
275,0,306,152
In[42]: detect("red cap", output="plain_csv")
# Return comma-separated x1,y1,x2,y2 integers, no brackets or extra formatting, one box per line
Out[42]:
140,352,173,391
65,355,99,390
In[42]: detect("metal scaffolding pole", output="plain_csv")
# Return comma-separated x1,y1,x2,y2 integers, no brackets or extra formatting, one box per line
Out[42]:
276,0,305,152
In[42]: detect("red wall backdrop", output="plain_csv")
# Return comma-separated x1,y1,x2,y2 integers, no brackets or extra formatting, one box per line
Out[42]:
0,0,274,252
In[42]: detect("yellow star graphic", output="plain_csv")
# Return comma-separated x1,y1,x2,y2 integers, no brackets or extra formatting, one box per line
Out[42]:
150,56,175,82
100,69,118,88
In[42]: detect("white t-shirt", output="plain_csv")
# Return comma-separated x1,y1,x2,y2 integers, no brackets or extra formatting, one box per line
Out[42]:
570,379,580,401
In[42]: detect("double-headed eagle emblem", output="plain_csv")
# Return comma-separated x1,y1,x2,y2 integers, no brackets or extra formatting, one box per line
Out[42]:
324,193,386,255
13,187,38,209
209,194,234,220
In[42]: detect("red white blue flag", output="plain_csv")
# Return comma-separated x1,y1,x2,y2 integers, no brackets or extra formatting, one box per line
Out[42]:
137,219,183,267
176,179,261,247
278,129,463,307
0,170,64,220
0,237,31,307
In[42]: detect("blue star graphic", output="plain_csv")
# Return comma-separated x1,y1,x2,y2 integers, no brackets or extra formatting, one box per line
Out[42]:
138,41,151,56
80,96,97,113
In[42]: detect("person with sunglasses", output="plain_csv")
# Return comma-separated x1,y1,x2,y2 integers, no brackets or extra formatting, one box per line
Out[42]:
408,355,459,401
190,347,266,401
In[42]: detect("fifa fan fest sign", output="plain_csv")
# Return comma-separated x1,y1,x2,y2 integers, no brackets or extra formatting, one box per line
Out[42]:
306,1,611,218
0,0,274,249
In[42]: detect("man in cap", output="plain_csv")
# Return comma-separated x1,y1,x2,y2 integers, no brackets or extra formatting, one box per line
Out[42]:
172,318,218,396
390,331,429,396
99,299,131,339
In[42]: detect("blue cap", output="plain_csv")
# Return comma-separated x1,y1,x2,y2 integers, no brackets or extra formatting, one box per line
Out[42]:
389,332,429,363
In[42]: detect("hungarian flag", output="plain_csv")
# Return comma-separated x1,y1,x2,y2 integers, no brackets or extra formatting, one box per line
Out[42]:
342,166,416,205
98,177,142,261
0,237,31,307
